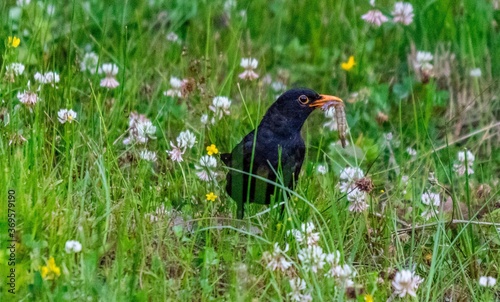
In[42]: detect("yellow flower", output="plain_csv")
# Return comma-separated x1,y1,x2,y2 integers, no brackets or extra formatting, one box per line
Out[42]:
8,36,21,48
40,257,61,280
206,192,217,202
341,56,356,71
364,294,374,302
206,144,219,156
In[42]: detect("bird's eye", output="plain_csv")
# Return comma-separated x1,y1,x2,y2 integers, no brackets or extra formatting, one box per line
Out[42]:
298,95,309,105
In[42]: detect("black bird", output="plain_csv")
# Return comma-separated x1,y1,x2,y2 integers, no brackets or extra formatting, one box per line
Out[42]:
221,88,343,218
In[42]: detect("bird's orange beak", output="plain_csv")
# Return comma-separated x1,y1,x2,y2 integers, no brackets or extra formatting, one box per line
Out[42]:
309,94,344,109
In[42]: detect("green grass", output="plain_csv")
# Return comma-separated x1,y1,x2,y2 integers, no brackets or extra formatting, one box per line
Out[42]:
1,0,500,301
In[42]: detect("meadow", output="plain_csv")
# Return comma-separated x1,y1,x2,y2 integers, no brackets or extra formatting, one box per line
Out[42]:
1,0,499,301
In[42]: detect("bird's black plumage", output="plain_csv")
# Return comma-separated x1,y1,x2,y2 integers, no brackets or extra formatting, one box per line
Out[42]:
221,88,343,218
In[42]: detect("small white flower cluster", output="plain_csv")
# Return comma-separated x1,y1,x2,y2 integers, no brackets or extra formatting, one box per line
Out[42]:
454,150,474,176
261,243,292,272
166,130,197,163
123,112,157,145
415,50,433,70
164,76,188,98
316,164,328,175
288,278,312,302
65,240,82,253
203,96,232,125
338,167,369,212
478,276,497,287
34,71,60,87
238,58,259,81
166,32,180,43
289,222,355,285
469,68,482,78
139,150,157,162
406,147,417,157
288,222,320,247
5,63,25,81
420,191,440,220
17,81,40,106
261,222,356,300
362,2,413,27
392,269,424,298
98,63,119,89
194,155,218,182
80,52,99,74
57,109,77,124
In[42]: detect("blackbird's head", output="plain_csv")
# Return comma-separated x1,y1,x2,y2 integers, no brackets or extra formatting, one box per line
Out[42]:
263,88,343,131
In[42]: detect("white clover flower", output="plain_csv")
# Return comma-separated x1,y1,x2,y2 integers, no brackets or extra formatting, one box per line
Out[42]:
99,63,119,89
17,91,39,106
17,81,40,106
317,164,327,175
347,188,369,212
44,72,60,85
361,10,389,27
6,63,25,76
239,58,259,80
457,150,475,163
326,251,341,266
65,240,82,253
288,278,312,302
287,222,321,247
166,32,179,42
326,264,356,287
297,245,326,273
176,130,197,149
167,142,185,162
164,76,185,97
454,150,474,176
392,270,423,298
209,96,232,119
195,155,218,182
478,276,497,287
99,63,119,76
262,243,292,272
34,71,60,86
415,51,434,69
469,68,482,77
240,58,258,69
123,113,156,145
198,155,217,168
421,192,440,207
139,150,157,162
80,52,99,74
339,167,364,184
136,120,157,141
392,2,414,25
57,109,77,124
406,147,417,156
